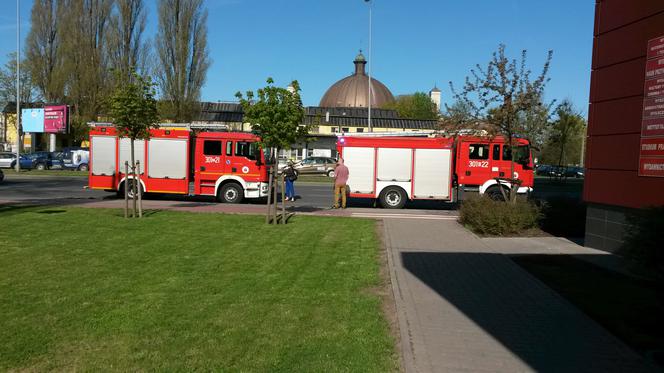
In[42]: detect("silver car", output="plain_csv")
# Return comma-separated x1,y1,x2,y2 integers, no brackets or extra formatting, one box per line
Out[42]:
293,157,338,177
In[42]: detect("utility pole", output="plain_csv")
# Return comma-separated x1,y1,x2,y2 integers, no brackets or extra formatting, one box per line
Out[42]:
366,0,372,132
15,0,20,172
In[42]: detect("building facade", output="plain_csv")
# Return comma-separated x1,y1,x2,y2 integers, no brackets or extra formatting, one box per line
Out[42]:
585,0,664,251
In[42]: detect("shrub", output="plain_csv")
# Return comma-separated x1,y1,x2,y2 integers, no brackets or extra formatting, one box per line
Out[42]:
618,206,664,283
459,197,541,236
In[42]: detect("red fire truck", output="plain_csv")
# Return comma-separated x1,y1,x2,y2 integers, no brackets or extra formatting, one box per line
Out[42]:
336,135,534,208
88,125,270,202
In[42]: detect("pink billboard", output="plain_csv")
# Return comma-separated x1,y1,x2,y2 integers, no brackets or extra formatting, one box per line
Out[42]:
44,105,68,133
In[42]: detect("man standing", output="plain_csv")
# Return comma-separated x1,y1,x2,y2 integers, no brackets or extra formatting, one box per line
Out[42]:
333,158,349,209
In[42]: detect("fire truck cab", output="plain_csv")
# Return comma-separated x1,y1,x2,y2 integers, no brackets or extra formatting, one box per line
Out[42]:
455,136,534,199
88,126,270,203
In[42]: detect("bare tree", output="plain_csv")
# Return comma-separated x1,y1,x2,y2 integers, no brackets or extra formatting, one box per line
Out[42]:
450,44,554,201
108,0,147,82
25,0,66,103
156,0,211,122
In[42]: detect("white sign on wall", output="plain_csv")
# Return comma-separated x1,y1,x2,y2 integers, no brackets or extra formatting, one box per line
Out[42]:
312,149,332,157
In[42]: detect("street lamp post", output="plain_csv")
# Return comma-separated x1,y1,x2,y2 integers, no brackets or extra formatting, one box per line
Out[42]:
15,0,20,172
366,0,372,132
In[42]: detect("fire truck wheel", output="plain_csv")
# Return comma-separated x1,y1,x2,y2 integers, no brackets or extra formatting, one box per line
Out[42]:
121,179,144,199
379,187,407,209
486,185,508,201
219,183,244,204
327,169,335,178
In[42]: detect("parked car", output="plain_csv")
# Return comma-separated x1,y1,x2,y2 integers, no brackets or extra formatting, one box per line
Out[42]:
292,156,338,177
23,151,61,170
61,149,89,171
535,164,552,176
0,152,34,169
564,166,584,178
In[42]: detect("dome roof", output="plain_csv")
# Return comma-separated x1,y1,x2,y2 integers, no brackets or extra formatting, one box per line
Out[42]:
319,52,395,108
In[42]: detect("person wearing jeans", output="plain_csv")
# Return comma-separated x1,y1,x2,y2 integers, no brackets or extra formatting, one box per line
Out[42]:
283,163,297,201
333,158,349,208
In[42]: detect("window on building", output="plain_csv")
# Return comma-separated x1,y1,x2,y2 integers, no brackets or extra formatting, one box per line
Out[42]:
331,127,338,133
468,144,489,160
203,140,222,156
342,127,349,133
356,128,364,133
493,144,501,160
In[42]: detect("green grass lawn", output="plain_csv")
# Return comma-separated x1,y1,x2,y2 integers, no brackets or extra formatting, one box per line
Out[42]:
4,169,87,177
513,255,664,366
0,207,396,371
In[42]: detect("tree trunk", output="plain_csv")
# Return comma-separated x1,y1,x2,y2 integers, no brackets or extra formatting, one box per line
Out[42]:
124,161,129,218
130,138,137,217
265,164,273,224
137,160,143,218
509,133,517,203
272,148,279,225
281,174,286,224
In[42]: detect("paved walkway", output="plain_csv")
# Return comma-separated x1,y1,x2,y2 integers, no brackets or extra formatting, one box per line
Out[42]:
382,218,655,372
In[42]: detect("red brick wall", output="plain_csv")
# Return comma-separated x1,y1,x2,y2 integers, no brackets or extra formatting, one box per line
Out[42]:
585,0,664,208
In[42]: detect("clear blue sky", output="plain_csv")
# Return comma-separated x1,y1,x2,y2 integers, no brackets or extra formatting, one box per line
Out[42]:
1,0,595,114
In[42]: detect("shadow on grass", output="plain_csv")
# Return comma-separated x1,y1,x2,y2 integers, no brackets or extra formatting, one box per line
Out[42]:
401,251,659,372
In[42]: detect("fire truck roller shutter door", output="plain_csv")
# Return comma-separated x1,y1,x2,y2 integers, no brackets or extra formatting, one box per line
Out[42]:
343,147,375,194
376,147,413,200
413,148,451,199
119,138,146,174
91,136,116,176
148,139,187,179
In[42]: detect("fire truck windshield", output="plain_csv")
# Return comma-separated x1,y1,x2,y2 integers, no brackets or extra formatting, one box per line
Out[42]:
235,141,259,161
503,145,530,165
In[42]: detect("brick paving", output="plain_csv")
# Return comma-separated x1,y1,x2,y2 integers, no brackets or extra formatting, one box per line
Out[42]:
383,218,656,372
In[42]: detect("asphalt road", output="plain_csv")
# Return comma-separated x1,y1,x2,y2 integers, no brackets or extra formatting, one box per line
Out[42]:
0,174,456,211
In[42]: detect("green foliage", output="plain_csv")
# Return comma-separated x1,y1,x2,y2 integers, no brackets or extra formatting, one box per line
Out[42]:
236,78,308,151
156,0,210,122
382,92,439,120
107,71,159,140
539,100,586,166
0,52,41,106
619,206,664,282
459,196,541,235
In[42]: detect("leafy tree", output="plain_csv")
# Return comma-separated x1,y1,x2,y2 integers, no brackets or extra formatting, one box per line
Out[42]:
25,0,66,103
156,0,210,122
442,98,476,131
59,0,114,142
450,44,554,201
540,100,586,167
236,78,308,224
108,0,148,83
108,71,160,217
382,92,438,120
0,53,41,107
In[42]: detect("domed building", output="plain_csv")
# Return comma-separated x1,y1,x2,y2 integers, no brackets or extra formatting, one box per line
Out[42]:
319,51,395,108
